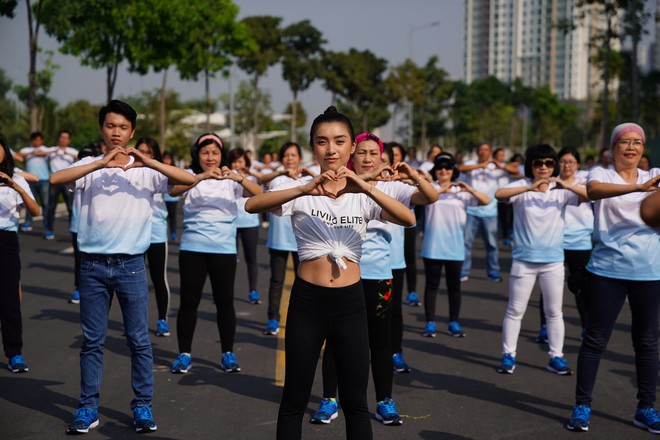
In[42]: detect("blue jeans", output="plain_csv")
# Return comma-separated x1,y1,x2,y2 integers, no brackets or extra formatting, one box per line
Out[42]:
462,214,500,278
26,180,50,229
78,253,153,409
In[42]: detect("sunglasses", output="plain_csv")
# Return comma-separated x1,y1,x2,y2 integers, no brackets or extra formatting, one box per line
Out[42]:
532,159,555,168
435,163,453,171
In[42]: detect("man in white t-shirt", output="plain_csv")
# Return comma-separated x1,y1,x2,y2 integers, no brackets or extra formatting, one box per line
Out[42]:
458,142,519,282
17,131,51,233
50,100,194,435
45,130,78,239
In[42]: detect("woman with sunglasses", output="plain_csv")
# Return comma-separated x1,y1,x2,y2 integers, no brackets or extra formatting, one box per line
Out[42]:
566,123,660,433
536,146,594,342
309,132,436,427
420,152,489,339
494,144,586,375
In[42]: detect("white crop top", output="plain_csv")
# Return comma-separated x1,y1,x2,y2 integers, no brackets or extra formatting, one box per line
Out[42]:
273,178,383,269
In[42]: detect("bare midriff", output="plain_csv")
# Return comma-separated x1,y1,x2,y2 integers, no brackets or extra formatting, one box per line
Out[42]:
297,257,361,287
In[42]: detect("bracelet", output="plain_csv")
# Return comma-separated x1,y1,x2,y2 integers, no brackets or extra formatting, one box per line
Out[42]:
239,176,245,184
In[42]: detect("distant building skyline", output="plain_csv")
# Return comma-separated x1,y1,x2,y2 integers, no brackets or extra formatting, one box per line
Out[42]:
464,0,624,100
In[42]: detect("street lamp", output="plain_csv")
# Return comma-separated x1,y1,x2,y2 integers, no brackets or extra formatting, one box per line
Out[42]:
407,21,440,147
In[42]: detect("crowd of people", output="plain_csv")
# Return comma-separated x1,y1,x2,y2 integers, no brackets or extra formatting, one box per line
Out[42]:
0,101,659,439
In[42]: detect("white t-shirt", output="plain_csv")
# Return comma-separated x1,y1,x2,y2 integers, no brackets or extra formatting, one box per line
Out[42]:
587,166,660,280
421,184,478,261
275,180,383,269
0,174,34,232
180,170,243,254
48,147,79,173
361,181,415,280
70,156,169,255
461,160,508,217
563,170,594,251
503,178,579,263
235,175,260,229
19,146,52,180
267,174,300,252
419,160,434,173
151,193,168,244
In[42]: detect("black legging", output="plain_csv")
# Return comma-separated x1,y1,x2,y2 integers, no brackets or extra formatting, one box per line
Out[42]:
576,273,660,408
165,201,178,236
277,277,372,440
403,226,417,293
176,251,237,353
423,258,463,322
146,242,170,321
236,227,259,292
0,231,22,358
321,278,394,402
267,249,299,321
539,249,591,329
391,268,405,354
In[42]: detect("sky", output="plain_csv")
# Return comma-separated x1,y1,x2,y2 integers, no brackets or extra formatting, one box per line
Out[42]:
0,0,464,116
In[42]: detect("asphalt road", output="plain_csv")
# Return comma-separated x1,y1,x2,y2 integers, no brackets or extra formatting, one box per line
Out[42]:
0,213,653,439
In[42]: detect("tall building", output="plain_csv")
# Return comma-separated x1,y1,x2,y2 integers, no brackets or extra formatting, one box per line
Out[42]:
464,0,614,100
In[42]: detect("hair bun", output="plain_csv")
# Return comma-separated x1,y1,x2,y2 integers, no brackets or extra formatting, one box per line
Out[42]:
324,106,338,114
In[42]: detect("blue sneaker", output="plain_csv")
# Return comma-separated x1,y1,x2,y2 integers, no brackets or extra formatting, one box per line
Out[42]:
156,319,170,337
496,353,516,374
392,352,411,373
547,356,573,375
133,405,157,433
66,407,99,434
566,404,591,431
169,232,177,242
8,354,28,373
535,325,549,343
406,292,421,307
422,322,436,338
448,321,466,337
634,408,660,434
264,319,279,336
69,290,80,304
248,290,261,305
44,230,55,240
221,351,241,372
460,274,469,282
375,397,403,425
170,353,191,374
20,223,32,232
310,398,339,424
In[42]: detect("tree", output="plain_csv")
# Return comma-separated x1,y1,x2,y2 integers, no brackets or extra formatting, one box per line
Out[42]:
413,57,452,149
220,80,273,150
281,20,325,142
13,50,59,132
621,0,651,121
236,16,283,147
321,49,390,131
55,100,102,147
385,59,425,143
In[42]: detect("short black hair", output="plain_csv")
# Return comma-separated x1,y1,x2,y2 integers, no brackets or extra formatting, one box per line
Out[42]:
558,146,581,164
135,137,163,162
279,142,302,162
30,131,43,141
98,100,137,129
226,147,251,169
309,106,355,146
524,144,559,178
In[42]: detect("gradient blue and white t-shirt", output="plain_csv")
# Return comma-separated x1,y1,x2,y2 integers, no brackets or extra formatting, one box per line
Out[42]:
587,166,660,280
180,170,243,254
421,184,478,261
461,160,508,218
150,193,168,244
19,146,53,180
48,147,79,173
70,156,169,255
503,178,579,263
267,175,301,252
361,181,415,280
0,174,34,232
563,170,594,251
236,175,260,229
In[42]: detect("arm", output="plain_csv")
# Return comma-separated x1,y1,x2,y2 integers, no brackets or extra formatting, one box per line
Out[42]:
258,169,288,186
495,180,546,202
367,185,416,227
550,177,589,202
394,162,438,206
455,181,490,205
641,191,660,227
15,170,39,183
458,162,484,172
587,175,660,200
124,147,194,185
0,173,40,217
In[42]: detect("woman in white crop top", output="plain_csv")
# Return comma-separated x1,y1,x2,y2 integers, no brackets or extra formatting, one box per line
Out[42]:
246,107,415,440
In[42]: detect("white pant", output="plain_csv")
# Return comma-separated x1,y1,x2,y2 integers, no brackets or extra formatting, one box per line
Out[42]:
502,260,565,358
